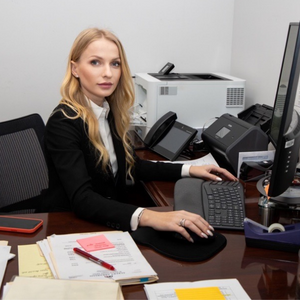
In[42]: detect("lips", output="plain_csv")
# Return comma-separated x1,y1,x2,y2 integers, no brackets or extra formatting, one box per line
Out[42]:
98,83,113,88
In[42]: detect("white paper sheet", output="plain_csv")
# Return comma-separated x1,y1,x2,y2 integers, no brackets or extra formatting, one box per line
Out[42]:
0,245,11,287
144,278,251,300
237,150,275,177
37,239,58,278
162,153,220,166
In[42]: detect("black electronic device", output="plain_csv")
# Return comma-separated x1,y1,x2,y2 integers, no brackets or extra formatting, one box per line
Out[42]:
262,22,300,202
144,111,177,147
240,160,273,182
0,216,43,233
144,111,197,161
238,103,273,134
158,62,175,75
174,178,246,230
201,113,269,175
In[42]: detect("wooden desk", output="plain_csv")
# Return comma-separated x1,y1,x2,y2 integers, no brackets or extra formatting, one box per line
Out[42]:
1,141,300,299
134,146,300,299
1,209,299,300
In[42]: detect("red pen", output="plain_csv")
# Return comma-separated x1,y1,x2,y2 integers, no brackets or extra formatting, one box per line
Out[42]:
73,247,115,271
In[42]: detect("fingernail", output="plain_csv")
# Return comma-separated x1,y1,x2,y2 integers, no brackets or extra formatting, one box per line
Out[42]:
189,237,194,243
216,177,222,181
209,225,215,231
207,230,214,237
201,232,208,239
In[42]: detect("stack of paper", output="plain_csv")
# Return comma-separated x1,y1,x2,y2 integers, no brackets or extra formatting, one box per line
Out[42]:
19,231,158,286
144,278,251,300
3,276,123,300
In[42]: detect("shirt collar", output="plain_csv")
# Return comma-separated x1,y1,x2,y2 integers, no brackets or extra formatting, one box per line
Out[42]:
88,98,110,120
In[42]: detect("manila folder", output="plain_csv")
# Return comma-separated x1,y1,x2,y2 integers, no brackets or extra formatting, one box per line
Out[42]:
3,276,123,300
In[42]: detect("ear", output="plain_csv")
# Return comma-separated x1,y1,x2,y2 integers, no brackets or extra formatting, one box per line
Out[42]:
71,61,79,78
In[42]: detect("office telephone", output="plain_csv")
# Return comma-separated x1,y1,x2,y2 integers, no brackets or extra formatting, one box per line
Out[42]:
144,111,197,161
144,111,177,147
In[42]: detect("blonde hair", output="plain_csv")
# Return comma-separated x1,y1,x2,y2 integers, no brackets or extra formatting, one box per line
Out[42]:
60,28,135,179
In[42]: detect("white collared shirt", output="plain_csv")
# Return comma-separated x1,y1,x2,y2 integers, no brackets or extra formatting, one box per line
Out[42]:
89,99,118,177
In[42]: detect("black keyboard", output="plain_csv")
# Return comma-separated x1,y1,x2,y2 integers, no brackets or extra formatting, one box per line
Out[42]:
202,181,245,230
174,178,246,231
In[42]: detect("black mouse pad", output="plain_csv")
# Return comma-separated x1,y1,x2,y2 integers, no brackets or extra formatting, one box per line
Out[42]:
131,227,227,262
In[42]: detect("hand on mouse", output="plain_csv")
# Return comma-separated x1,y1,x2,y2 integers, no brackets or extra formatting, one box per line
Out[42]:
138,209,214,243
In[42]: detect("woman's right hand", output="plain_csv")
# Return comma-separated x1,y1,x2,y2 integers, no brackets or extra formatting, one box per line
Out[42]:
138,209,214,242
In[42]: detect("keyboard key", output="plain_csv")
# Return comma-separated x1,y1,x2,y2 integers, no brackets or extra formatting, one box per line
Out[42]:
202,181,245,230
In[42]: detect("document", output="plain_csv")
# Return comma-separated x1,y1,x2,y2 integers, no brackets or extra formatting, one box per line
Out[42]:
0,244,11,288
3,276,124,300
36,239,58,278
18,244,54,279
40,231,158,286
174,153,219,166
144,278,251,300
237,150,275,178
162,153,219,166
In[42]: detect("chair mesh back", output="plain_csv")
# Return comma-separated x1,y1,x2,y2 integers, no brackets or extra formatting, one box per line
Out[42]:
0,128,48,209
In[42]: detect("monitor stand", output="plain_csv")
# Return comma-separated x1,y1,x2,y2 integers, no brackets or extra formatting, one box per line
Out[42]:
256,176,300,226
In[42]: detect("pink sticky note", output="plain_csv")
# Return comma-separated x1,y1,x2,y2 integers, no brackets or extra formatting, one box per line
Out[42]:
76,235,115,252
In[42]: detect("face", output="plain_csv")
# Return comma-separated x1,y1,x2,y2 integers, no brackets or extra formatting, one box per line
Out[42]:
71,38,121,106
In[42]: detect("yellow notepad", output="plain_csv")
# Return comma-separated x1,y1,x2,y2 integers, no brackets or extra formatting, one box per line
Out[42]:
18,244,53,279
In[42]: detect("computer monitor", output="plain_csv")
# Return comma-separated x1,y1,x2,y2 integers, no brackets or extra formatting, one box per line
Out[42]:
266,22,300,203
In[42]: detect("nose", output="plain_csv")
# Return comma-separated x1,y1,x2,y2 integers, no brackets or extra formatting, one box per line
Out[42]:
102,63,112,78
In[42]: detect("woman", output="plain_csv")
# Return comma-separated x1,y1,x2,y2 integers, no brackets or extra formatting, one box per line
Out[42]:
42,28,237,243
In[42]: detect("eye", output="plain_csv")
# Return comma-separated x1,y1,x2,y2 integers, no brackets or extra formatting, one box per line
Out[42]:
112,61,121,68
91,59,100,66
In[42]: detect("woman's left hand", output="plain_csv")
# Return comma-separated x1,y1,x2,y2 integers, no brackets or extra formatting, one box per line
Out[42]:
189,164,238,181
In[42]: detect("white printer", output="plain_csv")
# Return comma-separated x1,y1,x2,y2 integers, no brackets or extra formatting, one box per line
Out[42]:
133,72,246,138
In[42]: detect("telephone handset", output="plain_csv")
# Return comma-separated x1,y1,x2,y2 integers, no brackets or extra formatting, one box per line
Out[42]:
144,111,197,161
144,111,177,147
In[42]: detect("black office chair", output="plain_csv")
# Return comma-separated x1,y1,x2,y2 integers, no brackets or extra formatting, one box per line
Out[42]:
0,114,48,214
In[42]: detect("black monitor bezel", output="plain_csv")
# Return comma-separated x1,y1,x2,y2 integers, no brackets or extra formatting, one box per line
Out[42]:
268,22,300,198
269,23,300,147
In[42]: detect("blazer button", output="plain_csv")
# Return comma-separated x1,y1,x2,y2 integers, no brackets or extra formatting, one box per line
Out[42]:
111,223,115,229
116,224,120,230
106,221,111,227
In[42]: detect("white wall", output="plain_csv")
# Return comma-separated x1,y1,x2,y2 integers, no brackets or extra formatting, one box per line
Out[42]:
0,0,234,122
2,0,299,124
232,0,300,109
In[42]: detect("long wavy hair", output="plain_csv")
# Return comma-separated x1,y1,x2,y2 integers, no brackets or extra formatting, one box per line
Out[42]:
60,28,135,180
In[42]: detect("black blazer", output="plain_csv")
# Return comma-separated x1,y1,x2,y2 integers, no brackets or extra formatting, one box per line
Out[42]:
42,104,183,231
